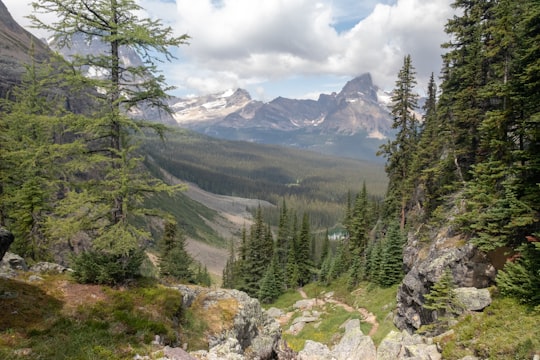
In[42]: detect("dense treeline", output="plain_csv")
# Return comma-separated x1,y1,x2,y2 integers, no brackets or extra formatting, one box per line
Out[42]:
382,0,540,305
223,187,405,303
142,131,387,229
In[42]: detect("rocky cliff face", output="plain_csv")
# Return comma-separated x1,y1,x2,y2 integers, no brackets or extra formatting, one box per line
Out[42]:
0,0,50,99
394,221,497,333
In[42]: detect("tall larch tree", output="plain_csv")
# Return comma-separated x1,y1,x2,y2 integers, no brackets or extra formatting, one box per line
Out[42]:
29,0,188,269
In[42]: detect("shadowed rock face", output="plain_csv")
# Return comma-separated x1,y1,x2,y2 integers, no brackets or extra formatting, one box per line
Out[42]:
0,227,14,261
0,0,50,99
394,224,497,333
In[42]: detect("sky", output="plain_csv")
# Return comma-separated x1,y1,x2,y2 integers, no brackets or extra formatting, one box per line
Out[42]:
4,0,455,101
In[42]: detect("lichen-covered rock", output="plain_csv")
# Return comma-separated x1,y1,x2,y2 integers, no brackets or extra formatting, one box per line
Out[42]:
332,319,376,360
177,287,281,360
297,340,332,360
30,262,69,274
395,224,496,333
377,331,405,360
454,287,491,311
0,252,27,272
376,330,443,360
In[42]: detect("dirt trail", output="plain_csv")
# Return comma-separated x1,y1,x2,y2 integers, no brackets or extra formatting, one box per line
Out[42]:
297,288,379,337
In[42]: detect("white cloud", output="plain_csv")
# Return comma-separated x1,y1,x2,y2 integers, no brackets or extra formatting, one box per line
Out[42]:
3,0,455,99
171,0,454,96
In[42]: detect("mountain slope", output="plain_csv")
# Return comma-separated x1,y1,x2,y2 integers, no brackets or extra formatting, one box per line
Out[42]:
0,0,50,98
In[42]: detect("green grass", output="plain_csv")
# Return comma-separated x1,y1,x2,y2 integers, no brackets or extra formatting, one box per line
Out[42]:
440,296,540,360
284,307,360,352
267,278,399,352
0,275,190,359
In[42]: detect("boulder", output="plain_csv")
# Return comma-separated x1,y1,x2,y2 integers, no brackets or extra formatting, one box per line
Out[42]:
177,287,281,360
395,224,497,333
377,331,405,360
265,307,284,318
454,287,491,311
0,227,14,261
1,252,28,271
293,299,316,310
404,343,441,360
297,340,332,360
162,346,198,360
30,262,69,274
332,319,376,360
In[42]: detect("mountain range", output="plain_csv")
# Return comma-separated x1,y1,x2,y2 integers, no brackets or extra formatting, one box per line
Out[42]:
0,0,392,162
168,74,393,161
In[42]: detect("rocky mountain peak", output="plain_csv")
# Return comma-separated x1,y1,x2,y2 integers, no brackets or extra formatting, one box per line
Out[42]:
339,73,378,102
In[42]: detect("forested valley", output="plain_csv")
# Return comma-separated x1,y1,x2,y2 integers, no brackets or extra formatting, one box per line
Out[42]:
0,0,539,358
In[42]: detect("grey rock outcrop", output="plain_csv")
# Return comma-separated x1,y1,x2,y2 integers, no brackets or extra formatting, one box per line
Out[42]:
1,252,28,272
395,223,496,333
0,227,14,261
174,286,281,360
30,262,69,274
332,319,376,360
298,319,377,360
454,287,492,312
297,340,332,360
377,330,441,360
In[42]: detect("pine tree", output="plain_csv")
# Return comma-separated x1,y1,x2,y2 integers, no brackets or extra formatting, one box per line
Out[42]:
158,221,194,282
296,213,314,286
379,222,405,287
222,239,236,289
378,55,420,229
496,237,540,305
258,256,282,304
29,0,188,273
421,269,463,336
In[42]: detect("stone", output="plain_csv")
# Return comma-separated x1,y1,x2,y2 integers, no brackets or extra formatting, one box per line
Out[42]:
292,316,319,325
207,338,243,360
1,252,28,271
404,343,442,360
293,299,316,310
174,287,281,359
0,227,14,262
454,287,492,311
28,275,44,282
30,262,69,274
297,340,332,360
265,307,284,318
162,345,197,359
332,319,376,360
377,331,404,360
286,321,306,335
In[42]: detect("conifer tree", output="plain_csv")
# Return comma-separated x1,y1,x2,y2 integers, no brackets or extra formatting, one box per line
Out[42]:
0,53,86,260
158,221,194,282
378,55,419,229
379,222,405,287
421,269,463,335
29,0,188,275
296,213,314,286
222,239,236,288
496,237,540,305
258,255,282,304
